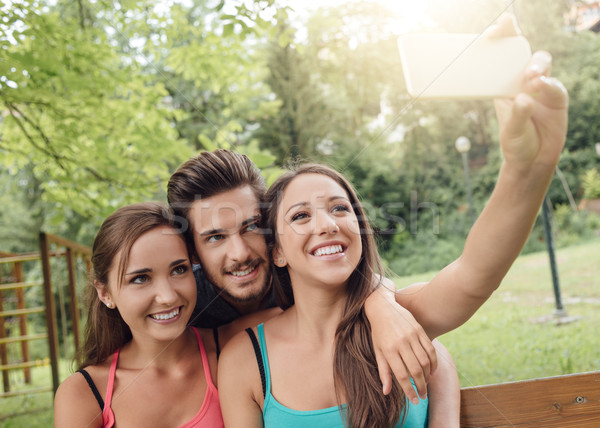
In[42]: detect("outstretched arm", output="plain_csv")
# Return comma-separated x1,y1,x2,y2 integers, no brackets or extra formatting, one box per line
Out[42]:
397,15,568,339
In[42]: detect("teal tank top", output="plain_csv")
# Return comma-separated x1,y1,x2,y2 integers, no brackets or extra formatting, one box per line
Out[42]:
255,323,428,427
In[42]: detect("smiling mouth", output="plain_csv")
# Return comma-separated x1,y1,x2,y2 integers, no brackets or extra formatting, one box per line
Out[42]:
229,265,258,276
149,307,180,320
312,244,344,257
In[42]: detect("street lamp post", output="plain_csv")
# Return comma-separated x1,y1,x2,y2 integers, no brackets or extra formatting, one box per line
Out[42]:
455,136,476,226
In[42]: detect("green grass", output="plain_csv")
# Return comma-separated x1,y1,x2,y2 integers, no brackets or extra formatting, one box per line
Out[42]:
2,239,599,425
395,237,600,388
1,360,71,427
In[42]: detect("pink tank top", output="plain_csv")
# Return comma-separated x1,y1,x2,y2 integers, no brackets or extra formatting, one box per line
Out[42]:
101,327,223,428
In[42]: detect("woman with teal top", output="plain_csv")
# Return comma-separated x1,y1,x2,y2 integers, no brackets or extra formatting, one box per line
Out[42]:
220,165,434,427
218,15,568,428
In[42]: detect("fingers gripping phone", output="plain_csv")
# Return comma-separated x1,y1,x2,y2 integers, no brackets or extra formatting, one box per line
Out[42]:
397,33,531,99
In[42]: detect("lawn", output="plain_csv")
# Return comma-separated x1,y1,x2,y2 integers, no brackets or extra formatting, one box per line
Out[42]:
2,238,599,426
395,237,600,387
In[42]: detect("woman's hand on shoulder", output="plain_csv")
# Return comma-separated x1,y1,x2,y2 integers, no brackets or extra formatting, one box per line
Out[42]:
54,371,103,428
365,277,436,404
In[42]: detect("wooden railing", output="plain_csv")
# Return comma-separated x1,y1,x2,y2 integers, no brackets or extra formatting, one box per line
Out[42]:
0,233,90,398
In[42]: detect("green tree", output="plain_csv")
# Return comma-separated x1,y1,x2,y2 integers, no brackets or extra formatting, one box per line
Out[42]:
0,0,189,228
253,30,333,162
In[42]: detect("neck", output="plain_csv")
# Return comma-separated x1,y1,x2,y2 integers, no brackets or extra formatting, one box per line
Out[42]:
286,278,347,341
123,327,195,368
226,283,272,316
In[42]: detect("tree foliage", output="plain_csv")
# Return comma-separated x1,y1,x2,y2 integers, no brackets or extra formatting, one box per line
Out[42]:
1,0,189,226
1,0,599,271
0,0,281,244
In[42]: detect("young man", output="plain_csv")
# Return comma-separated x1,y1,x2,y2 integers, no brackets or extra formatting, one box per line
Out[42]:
168,150,274,328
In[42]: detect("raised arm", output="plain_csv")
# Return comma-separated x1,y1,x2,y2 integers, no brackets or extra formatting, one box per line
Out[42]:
397,17,568,339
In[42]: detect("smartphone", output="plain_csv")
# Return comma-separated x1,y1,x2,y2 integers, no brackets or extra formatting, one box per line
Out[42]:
397,33,531,99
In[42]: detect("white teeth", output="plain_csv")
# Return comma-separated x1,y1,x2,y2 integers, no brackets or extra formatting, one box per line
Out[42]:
313,245,343,257
231,266,255,277
150,307,180,320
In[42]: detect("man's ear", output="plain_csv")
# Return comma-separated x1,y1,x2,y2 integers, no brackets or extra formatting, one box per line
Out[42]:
94,280,115,309
272,247,287,268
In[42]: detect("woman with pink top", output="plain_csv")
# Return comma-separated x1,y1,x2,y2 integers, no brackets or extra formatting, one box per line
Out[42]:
53,202,275,427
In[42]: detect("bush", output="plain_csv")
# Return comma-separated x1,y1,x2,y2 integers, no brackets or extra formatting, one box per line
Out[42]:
582,168,600,200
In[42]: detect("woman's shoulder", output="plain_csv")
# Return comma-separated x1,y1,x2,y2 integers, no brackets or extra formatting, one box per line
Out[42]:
219,326,256,361
218,307,283,347
217,323,266,409
54,365,107,428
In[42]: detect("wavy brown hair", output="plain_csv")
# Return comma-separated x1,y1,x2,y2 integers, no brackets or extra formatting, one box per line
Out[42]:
263,164,406,428
76,202,184,370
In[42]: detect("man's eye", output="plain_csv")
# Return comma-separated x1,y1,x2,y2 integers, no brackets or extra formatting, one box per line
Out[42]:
245,222,260,232
173,265,189,275
207,235,223,243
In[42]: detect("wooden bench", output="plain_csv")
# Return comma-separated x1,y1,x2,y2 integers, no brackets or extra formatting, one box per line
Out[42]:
460,371,600,427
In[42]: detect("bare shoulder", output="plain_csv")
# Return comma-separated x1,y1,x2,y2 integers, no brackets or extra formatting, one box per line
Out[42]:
219,326,257,368
220,328,263,390
54,369,103,428
218,327,265,426
219,307,282,347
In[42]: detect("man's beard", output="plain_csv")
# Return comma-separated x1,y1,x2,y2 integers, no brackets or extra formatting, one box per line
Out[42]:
206,259,272,304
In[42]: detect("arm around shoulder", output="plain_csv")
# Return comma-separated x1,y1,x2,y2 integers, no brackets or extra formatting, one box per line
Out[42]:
54,372,103,428
218,329,264,428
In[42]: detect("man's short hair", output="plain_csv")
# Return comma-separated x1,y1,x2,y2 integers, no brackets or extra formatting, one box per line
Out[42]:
167,149,266,242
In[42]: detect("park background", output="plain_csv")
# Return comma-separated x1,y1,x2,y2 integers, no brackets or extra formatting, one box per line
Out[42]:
1,0,600,425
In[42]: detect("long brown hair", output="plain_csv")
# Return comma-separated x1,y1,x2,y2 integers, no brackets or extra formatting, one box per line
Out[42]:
76,202,183,370
263,164,406,428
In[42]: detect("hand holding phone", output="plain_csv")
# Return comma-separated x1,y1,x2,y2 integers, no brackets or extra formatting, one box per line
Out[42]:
398,33,531,99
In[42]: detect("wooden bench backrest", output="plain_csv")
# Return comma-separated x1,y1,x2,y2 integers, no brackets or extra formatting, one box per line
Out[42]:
460,371,600,427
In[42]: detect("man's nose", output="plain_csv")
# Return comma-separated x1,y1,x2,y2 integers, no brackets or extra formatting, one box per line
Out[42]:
227,234,253,262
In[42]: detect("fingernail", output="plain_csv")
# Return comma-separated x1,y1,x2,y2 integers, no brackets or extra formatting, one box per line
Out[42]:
529,63,543,74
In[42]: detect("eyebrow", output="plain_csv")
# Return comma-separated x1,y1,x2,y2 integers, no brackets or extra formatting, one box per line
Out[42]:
199,215,260,237
125,259,188,276
285,196,350,215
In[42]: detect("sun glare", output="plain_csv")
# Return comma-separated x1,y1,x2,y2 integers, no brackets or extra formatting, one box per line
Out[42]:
290,0,434,34
376,0,434,34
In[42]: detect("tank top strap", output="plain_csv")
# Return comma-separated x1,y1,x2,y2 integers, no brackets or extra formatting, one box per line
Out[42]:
190,327,216,389
256,323,271,396
102,348,120,428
